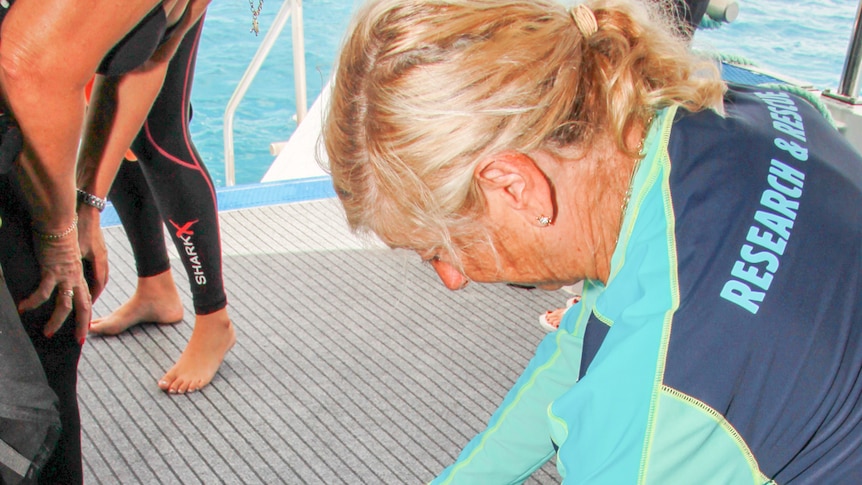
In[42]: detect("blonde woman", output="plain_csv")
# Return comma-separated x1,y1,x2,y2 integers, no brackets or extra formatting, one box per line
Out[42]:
324,0,862,482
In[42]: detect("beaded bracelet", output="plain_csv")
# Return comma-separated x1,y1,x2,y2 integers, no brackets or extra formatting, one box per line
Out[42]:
33,215,78,241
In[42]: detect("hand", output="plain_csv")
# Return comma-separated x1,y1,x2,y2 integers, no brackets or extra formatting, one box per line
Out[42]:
77,206,109,301
19,227,91,341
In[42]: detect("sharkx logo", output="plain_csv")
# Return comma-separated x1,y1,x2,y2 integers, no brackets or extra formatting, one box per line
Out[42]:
169,219,206,285
170,219,199,238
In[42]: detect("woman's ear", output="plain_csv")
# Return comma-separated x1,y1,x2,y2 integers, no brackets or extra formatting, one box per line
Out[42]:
475,151,555,226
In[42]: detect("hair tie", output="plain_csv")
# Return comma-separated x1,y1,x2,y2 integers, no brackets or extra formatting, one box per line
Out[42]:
571,4,598,38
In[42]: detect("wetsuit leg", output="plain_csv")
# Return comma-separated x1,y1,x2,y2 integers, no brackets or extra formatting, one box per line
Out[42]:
0,174,88,485
128,16,227,315
108,158,172,277
0,269,61,485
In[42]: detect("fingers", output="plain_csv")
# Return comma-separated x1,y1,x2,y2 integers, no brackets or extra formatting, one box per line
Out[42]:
73,286,92,343
89,256,109,302
41,288,75,338
20,283,92,340
30,225,91,339
83,254,109,302
78,213,109,301
17,277,59,315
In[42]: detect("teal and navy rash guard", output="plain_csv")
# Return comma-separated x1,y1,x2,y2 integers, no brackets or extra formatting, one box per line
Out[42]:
432,85,862,484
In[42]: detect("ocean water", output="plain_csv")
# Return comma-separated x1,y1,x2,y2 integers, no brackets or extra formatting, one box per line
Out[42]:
693,0,860,90
192,0,359,186
191,0,861,187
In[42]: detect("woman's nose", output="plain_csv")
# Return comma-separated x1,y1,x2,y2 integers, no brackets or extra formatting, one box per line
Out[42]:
430,259,469,290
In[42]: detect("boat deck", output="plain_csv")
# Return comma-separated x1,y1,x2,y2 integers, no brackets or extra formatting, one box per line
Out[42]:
81,186,566,484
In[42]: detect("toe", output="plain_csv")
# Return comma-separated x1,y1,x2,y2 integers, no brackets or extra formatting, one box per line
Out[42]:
158,371,176,392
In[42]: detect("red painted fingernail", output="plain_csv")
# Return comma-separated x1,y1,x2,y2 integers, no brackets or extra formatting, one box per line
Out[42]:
45,331,54,339
79,337,86,346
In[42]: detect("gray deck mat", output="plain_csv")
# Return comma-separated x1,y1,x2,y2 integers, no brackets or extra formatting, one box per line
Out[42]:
81,197,568,484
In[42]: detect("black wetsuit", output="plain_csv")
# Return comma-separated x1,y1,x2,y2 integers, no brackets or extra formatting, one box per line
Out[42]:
108,16,228,316
0,176,88,485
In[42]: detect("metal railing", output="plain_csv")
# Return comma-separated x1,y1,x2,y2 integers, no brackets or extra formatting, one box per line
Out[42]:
223,0,307,186
824,0,862,105
836,0,862,101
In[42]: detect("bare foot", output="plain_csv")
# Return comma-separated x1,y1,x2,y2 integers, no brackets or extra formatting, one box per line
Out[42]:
542,308,567,330
547,308,566,328
538,294,582,332
90,271,184,335
158,308,236,394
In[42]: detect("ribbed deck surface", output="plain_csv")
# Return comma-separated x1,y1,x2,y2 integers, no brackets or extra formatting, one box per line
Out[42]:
80,196,566,484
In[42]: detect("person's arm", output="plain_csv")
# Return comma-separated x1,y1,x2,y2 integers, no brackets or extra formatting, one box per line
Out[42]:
431,307,589,484
0,0,162,339
76,0,212,201
75,0,211,300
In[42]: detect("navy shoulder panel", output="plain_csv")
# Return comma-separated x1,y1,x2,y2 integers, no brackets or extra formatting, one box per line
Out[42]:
578,316,610,380
664,84,862,479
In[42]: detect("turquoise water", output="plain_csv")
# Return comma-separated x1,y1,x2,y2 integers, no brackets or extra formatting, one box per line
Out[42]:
192,1,358,186
192,0,860,187
694,1,859,90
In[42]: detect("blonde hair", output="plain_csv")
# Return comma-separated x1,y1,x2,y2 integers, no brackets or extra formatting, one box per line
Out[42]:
323,0,725,258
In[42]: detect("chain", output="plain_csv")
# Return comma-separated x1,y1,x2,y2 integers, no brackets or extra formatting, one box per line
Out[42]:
33,215,78,241
249,0,264,36
617,113,656,242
